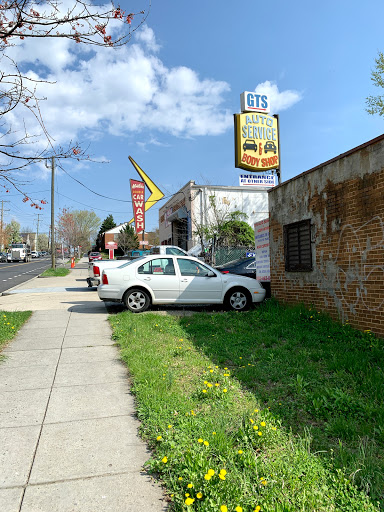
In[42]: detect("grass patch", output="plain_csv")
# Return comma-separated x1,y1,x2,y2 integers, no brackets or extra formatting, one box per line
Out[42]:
109,300,382,511
0,310,32,358
41,267,70,277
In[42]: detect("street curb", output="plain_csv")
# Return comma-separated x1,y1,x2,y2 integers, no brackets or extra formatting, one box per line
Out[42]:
0,274,41,296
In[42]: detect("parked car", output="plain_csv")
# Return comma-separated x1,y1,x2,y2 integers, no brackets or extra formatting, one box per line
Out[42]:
89,251,102,262
6,253,12,262
31,251,39,258
0,252,7,262
150,245,189,256
97,255,266,313
215,257,257,279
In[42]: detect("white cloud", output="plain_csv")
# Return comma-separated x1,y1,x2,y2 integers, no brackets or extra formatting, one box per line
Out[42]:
254,80,302,113
7,24,232,151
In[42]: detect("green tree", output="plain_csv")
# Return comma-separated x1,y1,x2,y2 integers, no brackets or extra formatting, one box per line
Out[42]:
96,214,117,248
366,51,384,116
218,211,255,246
6,220,22,244
117,224,139,254
57,208,100,252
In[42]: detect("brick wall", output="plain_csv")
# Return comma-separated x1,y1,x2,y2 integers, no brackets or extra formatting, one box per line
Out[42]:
269,135,384,338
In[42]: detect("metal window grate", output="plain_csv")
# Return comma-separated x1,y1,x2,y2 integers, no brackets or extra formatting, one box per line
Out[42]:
284,220,312,271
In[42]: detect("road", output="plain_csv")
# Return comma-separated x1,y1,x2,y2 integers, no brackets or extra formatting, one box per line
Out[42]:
0,257,52,294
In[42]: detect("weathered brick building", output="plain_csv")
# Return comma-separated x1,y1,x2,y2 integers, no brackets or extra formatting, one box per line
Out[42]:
268,134,384,338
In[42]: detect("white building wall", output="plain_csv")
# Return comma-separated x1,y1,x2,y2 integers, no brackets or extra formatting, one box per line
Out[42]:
159,181,270,250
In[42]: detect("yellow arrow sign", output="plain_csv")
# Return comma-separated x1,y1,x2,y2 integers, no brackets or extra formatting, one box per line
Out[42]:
128,156,164,225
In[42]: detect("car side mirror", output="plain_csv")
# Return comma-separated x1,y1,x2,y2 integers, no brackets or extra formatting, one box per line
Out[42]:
207,271,216,277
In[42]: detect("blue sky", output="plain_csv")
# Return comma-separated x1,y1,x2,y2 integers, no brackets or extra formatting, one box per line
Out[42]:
4,0,384,236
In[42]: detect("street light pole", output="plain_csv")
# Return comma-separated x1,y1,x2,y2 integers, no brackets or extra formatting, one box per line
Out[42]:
51,157,55,270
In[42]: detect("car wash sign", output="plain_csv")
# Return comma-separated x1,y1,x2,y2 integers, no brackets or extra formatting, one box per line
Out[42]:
130,179,145,234
235,92,280,172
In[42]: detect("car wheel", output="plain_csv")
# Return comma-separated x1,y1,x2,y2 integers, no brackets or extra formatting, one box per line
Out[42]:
124,288,151,313
225,287,251,311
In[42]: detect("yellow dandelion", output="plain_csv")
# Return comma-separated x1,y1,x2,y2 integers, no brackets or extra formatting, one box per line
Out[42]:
236,507,243,512
210,369,213,373
223,388,227,393
156,436,162,441
258,431,262,436
202,389,207,393
260,421,266,427
220,469,227,476
207,383,213,388
198,438,203,443
215,383,220,387
249,418,254,424
185,497,195,506
178,476,183,481
254,507,261,512
197,492,203,499
204,473,212,481
162,456,168,463
238,449,243,454
271,427,277,431
224,373,230,377
204,380,208,384
213,431,216,435
219,473,226,480
207,469,215,476
168,425,172,429
221,506,228,512
254,409,259,413
204,441,209,446
253,425,258,430
187,483,193,488
179,338,183,341
185,493,190,497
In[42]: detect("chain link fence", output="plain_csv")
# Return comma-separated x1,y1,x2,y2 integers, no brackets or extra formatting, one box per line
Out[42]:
205,246,255,266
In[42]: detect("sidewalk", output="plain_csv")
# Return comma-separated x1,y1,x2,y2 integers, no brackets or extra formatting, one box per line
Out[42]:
0,260,167,511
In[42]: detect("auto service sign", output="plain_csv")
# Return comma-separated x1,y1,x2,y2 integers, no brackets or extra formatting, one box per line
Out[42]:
130,179,145,234
234,112,280,172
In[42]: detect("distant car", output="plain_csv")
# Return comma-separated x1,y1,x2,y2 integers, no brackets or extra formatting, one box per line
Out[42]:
215,257,257,279
243,139,258,152
31,251,39,258
264,141,277,154
0,252,7,262
97,255,266,313
89,252,102,262
6,253,12,262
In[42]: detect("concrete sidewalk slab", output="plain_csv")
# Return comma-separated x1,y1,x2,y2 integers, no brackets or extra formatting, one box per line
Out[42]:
53,360,128,387
0,487,23,512
0,425,40,487
0,387,51,428
1,348,61,366
22,473,167,512
59,345,119,364
0,364,56,391
29,416,151,484
44,382,135,423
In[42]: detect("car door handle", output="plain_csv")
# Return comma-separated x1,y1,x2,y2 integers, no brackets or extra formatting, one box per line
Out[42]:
143,277,151,281
181,279,188,282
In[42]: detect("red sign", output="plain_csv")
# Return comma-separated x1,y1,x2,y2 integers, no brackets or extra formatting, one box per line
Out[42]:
130,179,145,234
105,241,118,249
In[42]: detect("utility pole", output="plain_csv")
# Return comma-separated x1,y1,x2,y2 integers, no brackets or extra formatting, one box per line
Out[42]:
0,200,10,251
50,157,55,269
35,213,42,252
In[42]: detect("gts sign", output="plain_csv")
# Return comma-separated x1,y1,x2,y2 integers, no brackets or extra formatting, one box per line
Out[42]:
240,91,270,114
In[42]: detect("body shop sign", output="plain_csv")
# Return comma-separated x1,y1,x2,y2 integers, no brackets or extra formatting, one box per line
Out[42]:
130,179,145,234
234,112,279,172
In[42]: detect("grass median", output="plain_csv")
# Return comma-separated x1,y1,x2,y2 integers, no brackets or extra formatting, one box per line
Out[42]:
40,267,70,277
109,300,382,511
0,310,32,358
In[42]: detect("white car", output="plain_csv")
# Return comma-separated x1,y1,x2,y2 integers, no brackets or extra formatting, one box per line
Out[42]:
98,255,266,313
31,251,39,258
